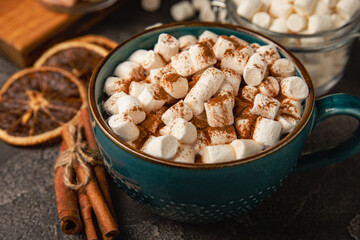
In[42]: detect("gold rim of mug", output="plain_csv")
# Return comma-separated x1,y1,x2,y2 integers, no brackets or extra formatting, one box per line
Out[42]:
89,21,315,170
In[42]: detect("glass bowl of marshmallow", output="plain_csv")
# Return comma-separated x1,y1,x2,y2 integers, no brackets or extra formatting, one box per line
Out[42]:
38,0,118,14
221,0,360,96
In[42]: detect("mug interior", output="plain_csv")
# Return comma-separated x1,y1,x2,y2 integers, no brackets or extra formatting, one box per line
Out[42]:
89,22,315,169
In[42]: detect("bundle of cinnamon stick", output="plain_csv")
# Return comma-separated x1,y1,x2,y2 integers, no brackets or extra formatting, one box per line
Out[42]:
54,108,119,240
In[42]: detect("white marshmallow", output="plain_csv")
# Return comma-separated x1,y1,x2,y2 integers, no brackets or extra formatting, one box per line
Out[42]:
149,65,176,85
207,126,237,145
169,118,197,144
251,94,281,120
235,117,253,139
221,47,253,75
269,18,288,33
179,35,198,50
170,1,196,22
171,50,197,77
154,34,180,62
138,84,167,112
276,115,298,134
336,0,360,20
253,117,282,147
198,30,219,45
332,13,348,28
236,0,263,20
294,0,317,15
141,50,166,71
278,98,303,119
243,53,267,86
230,139,263,159
204,94,234,127
173,144,196,163
258,76,280,97
199,1,216,22
142,135,178,160
108,113,140,142
269,0,293,18
159,125,171,135
230,35,250,48
216,82,235,97
129,81,149,98
270,58,295,78
128,49,149,64
256,44,280,66
188,42,217,71
222,68,242,95
202,145,236,163
161,100,193,125
322,0,338,7
213,35,237,60
114,61,145,80
250,43,261,50
280,76,309,101
141,0,161,12
252,11,272,29
307,15,333,34
287,14,307,33
314,1,332,15
241,85,259,102
192,0,210,10
116,95,146,124
103,77,131,96
103,91,127,115
160,72,189,99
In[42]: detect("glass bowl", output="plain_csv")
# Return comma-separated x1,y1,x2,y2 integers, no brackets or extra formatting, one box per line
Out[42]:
215,0,360,96
38,0,118,14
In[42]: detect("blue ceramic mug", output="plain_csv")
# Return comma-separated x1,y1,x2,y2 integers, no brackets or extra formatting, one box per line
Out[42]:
88,22,360,223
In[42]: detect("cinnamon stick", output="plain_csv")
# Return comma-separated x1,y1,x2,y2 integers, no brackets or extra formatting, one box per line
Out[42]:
78,187,98,240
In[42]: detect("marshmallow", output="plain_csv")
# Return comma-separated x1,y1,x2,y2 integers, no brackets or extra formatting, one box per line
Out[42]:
142,135,178,160
269,18,288,33
278,98,303,119
103,91,127,115
184,67,224,115
170,1,196,22
241,85,259,102
202,145,236,163
251,94,281,119
129,81,149,98
256,44,280,66
216,82,235,97
154,34,180,62
269,0,293,18
160,72,189,99
141,50,166,71
322,0,338,8
236,0,262,20
336,0,360,20
276,115,298,134
222,68,242,95
169,118,197,144
261,0,272,10
287,13,307,33
332,13,348,28
108,113,140,142
198,30,219,46
138,84,167,112
161,100,193,125
141,0,161,12
104,77,131,96
314,1,332,15
188,42,217,71
159,125,171,135
173,144,196,163
258,76,280,97
116,95,146,124
213,35,237,60
270,58,296,78
114,61,145,80
192,0,210,10
178,35,197,50
252,11,272,29
199,1,216,22
221,48,253,75
171,50,197,77
252,117,282,147
128,49,149,64
230,35,250,48
243,53,267,86
280,76,309,101
230,139,263,159
235,117,253,139
149,65,175,85
294,0,317,15
204,94,234,127
207,125,237,145
250,43,261,51
307,15,333,33
194,129,211,152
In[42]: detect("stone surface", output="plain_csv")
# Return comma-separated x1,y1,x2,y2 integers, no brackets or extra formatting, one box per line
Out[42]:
0,0,360,239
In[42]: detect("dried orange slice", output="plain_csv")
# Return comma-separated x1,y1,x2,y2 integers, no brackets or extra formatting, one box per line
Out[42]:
0,67,87,146
72,35,118,51
34,41,109,85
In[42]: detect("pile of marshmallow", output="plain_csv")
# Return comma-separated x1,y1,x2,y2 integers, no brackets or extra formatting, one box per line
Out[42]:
102,30,309,164
235,0,360,34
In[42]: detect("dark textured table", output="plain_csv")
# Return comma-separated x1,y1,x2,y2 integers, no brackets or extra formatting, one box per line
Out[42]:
1,1,360,239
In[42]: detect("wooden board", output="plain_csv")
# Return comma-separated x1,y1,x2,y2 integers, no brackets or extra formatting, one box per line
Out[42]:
0,0,123,67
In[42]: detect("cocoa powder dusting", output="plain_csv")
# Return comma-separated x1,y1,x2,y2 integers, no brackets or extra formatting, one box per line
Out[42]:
141,114,164,135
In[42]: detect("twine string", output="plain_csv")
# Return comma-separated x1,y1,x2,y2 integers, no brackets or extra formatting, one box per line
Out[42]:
55,124,103,190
